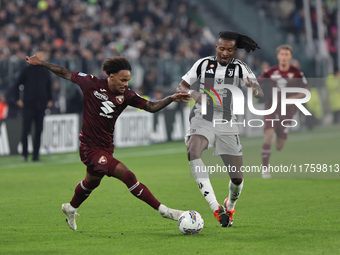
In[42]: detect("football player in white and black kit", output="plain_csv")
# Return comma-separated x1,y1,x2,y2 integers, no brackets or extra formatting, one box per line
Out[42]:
177,31,264,227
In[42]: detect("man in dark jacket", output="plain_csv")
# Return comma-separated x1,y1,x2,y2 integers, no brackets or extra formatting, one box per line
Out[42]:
7,50,53,161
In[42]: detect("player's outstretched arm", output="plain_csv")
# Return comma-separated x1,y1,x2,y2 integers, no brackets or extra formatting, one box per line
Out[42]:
143,92,190,113
246,76,264,99
176,80,208,105
25,55,72,81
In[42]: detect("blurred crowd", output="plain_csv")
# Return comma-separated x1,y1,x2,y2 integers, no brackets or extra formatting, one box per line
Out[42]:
0,0,217,117
249,0,338,68
0,0,213,65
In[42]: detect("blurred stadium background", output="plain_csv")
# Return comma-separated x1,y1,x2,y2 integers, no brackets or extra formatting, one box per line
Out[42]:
0,0,339,156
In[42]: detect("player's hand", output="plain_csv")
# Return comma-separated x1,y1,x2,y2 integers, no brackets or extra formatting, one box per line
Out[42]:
25,54,43,66
245,76,259,92
171,92,190,102
191,91,210,105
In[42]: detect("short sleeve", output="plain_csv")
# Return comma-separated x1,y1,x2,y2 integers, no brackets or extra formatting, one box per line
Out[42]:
181,58,207,86
239,63,259,87
71,71,98,92
125,88,148,109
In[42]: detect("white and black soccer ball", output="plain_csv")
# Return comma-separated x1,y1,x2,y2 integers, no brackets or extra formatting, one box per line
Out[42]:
178,210,204,235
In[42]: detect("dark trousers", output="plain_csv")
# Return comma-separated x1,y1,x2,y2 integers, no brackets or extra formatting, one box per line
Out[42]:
21,107,45,160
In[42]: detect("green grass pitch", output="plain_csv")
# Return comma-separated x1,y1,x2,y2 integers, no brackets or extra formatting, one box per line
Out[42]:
0,125,339,254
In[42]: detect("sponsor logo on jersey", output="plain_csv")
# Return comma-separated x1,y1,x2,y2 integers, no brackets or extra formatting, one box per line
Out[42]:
98,155,107,164
100,88,107,92
288,73,294,78
94,91,109,101
206,69,214,74
116,95,124,104
78,72,87,76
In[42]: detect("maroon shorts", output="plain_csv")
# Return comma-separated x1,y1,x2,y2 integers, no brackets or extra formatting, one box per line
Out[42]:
264,111,293,140
79,143,120,177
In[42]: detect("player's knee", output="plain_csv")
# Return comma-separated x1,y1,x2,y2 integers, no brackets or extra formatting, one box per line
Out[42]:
231,178,243,185
122,170,138,187
187,145,202,160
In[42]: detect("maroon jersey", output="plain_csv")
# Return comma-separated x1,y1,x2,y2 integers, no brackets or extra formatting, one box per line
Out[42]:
258,65,308,117
71,71,147,148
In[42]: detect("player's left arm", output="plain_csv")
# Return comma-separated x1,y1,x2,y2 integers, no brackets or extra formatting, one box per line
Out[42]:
245,76,264,99
143,93,190,113
287,71,309,99
240,63,264,99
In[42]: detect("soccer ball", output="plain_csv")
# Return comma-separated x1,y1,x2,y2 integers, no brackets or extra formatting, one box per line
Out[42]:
178,210,204,235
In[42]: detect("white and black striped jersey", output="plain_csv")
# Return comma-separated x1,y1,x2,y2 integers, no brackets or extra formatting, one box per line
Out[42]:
182,56,259,133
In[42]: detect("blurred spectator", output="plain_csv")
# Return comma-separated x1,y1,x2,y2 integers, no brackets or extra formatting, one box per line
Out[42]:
6,50,52,162
326,26,338,69
325,69,340,124
0,93,9,119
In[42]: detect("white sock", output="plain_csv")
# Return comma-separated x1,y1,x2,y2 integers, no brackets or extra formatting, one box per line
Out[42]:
158,204,167,215
227,180,243,211
190,159,219,211
69,203,77,212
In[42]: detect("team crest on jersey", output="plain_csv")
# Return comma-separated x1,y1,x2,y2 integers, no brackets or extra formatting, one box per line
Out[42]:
98,156,107,165
216,78,223,84
288,73,294,78
116,95,124,104
227,68,234,77
209,64,215,68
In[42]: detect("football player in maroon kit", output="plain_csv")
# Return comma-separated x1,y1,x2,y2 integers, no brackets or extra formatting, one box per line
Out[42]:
258,45,308,178
25,54,190,230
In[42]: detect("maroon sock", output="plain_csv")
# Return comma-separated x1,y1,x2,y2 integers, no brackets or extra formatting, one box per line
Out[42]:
70,179,100,208
261,143,271,168
122,171,161,210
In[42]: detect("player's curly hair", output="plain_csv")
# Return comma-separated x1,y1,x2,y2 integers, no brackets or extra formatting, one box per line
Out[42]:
102,57,132,75
219,31,260,53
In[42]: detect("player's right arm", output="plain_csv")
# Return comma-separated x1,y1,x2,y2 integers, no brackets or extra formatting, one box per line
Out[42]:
25,54,72,81
176,58,209,105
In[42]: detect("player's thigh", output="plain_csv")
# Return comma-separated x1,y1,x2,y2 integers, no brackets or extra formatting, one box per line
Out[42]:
263,128,275,144
185,125,212,160
79,144,121,178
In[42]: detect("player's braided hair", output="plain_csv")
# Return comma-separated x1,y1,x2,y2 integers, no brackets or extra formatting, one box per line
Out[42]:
102,57,132,75
219,31,260,53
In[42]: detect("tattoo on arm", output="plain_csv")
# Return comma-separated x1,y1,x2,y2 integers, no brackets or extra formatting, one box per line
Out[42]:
41,61,72,81
143,96,173,113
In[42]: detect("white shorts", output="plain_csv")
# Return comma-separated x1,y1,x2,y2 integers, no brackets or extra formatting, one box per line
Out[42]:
185,119,243,156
